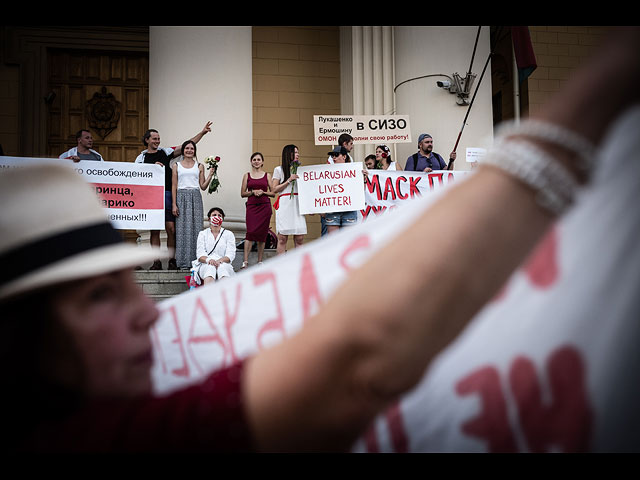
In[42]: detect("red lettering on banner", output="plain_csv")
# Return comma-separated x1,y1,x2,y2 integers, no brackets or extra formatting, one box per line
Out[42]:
365,173,382,200
509,346,591,452
339,234,371,273
522,225,559,288
383,176,397,201
363,401,409,453
456,366,518,452
492,226,560,302
455,345,591,452
187,297,230,375
395,176,408,200
300,253,324,322
221,283,242,364
427,172,444,188
253,271,286,350
409,176,422,197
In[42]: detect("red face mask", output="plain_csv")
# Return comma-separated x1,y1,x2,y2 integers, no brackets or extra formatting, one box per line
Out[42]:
210,215,223,226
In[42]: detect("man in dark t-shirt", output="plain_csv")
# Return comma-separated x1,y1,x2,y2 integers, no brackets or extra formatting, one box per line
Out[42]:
135,122,212,270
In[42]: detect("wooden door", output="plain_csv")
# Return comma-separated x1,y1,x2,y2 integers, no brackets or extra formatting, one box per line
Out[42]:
46,49,148,163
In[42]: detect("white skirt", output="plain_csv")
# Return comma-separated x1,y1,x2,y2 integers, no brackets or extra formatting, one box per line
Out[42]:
275,191,307,236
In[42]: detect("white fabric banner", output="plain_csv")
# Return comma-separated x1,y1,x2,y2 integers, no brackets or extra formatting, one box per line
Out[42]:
0,157,164,230
297,162,366,215
150,107,640,452
313,115,412,145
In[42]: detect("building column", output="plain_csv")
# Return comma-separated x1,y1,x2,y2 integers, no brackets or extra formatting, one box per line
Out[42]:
148,26,253,239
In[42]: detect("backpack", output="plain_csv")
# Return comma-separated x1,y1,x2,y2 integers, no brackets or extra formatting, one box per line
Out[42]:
411,152,445,171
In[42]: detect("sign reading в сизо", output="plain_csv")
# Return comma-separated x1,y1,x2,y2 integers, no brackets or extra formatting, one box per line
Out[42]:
297,162,366,215
313,115,412,145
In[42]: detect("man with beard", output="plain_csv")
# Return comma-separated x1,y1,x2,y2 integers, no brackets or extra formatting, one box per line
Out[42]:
405,133,456,172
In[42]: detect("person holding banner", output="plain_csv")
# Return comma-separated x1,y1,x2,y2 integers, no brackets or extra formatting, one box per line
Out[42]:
272,144,306,254
195,207,236,284
240,152,274,269
375,144,401,170
325,146,359,233
364,154,377,170
1,27,638,453
59,129,104,162
405,134,456,172
135,121,212,270
171,140,214,270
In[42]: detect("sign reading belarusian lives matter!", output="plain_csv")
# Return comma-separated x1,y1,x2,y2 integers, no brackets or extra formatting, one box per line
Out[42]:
313,115,412,145
0,156,165,230
297,162,366,215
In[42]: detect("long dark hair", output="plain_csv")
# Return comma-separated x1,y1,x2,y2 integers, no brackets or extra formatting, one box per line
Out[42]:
376,145,392,167
280,144,298,181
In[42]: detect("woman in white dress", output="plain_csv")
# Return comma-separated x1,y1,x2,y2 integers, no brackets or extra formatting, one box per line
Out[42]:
376,144,401,171
271,144,306,255
195,207,236,284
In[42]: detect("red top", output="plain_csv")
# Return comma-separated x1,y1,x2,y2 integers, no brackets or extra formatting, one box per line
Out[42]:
18,361,254,453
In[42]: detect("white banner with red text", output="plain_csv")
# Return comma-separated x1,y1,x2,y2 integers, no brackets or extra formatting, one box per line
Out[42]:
0,156,164,230
149,108,640,452
297,162,366,215
313,115,412,145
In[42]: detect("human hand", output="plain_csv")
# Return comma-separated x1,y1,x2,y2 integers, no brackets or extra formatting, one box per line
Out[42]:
172,205,179,216
254,189,264,196
423,167,433,173
203,121,213,134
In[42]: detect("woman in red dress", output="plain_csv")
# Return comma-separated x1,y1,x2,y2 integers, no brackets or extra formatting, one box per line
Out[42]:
240,152,275,268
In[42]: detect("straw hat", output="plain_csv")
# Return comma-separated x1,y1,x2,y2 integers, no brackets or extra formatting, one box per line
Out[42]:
0,162,170,301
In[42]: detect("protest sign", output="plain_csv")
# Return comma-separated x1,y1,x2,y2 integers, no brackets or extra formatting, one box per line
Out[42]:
150,108,640,452
313,115,412,145
360,169,470,221
0,156,164,230
297,162,366,215
465,147,486,163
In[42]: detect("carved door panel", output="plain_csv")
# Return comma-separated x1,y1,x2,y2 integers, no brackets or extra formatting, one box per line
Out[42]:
46,49,148,163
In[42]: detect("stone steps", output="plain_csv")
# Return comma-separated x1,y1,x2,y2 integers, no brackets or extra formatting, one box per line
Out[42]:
134,249,277,302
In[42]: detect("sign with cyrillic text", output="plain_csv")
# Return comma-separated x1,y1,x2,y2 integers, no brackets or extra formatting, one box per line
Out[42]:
314,115,412,145
297,162,366,214
360,169,469,221
0,156,164,229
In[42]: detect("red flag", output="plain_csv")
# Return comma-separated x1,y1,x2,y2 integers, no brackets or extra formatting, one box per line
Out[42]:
511,26,537,83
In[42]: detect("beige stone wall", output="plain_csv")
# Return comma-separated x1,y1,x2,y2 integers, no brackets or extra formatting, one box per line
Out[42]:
252,26,341,242
527,26,610,116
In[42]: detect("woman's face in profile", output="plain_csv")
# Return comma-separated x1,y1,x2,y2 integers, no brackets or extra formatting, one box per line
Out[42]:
51,269,159,398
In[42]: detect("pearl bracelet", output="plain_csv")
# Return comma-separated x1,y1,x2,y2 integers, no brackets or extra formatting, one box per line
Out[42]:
495,119,597,175
482,137,580,215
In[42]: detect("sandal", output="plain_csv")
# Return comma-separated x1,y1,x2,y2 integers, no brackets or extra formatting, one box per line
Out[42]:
241,261,248,269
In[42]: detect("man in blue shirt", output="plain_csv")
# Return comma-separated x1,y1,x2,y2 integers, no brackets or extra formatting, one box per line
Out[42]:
405,133,456,172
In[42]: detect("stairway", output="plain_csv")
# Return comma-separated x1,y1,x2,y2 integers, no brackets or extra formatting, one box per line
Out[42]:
134,249,277,302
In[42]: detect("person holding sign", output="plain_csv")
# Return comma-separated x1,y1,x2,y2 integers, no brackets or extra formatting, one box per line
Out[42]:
240,152,275,268
324,146,358,233
135,121,212,270
1,27,638,453
194,207,236,284
375,144,401,171
271,144,307,254
59,129,104,162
